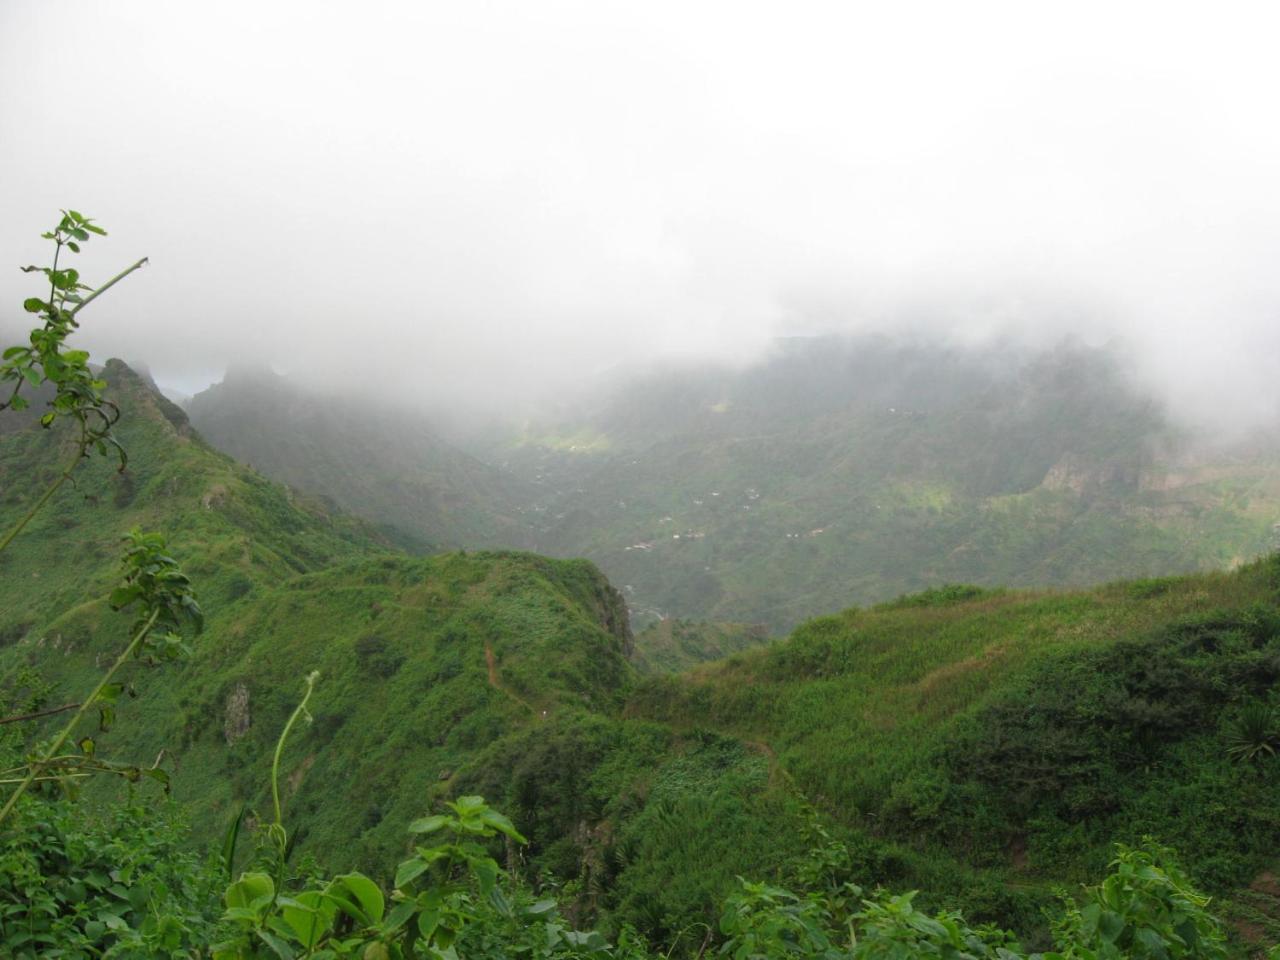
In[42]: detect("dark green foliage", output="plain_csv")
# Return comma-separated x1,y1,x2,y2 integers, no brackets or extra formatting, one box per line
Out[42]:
631,619,771,674
0,798,221,958
883,584,1000,609
1225,704,1280,764
926,604,1280,885
5,234,1280,955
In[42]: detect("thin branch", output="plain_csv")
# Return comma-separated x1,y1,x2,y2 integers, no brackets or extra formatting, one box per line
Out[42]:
0,702,80,726
70,257,148,317
0,444,84,556
0,774,91,785
0,608,160,827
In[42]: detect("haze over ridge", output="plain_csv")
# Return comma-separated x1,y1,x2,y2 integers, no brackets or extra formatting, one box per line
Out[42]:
3,1,1279,432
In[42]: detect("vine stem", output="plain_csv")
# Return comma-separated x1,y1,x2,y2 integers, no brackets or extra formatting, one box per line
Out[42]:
70,257,148,317
0,444,84,556
0,608,160,828
272,671,319,832
0,702,80,726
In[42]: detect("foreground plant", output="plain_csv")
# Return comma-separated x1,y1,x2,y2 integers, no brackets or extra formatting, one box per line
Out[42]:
1225,703,1280,764
715,839,1227,960
215,674,630,959
0,210,147,554
0,529,201,828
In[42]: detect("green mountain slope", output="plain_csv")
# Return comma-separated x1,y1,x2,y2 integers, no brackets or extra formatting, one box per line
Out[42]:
187,366,535,551
630,617,772,674
511,337,1280,629
0,365,808,939
0,360,383,641
185,337,1280,633
629,561,1280,938
10,358,1280,951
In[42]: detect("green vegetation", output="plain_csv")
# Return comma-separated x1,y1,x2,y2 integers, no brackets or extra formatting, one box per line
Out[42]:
630,618,771,674
6,212,1280,958
188,336,1280,633
187,367,535,551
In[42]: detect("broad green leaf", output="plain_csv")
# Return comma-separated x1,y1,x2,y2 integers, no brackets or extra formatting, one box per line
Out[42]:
478,808,526,843
407,814,448,835
282,891,334,949
225,872,275,910
334,873,384,924
381,900,417,934
256,928,296,959
394,857,429,890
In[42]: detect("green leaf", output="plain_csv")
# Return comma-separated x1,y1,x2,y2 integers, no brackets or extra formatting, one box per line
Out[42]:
478,808,527,843
282,891,334,949
143,767,171,793
225,872,275,910
451,795,485,815
394,857,429,890
380,900,417,934
255,928,296,959
221,804,247,880
526,899,557,916
471,857,498,895
22,298,45,313
407,814,448,835
334,873,384,924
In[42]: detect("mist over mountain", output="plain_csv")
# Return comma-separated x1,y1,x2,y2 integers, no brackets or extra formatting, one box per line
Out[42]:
187,364,533,551
13,3,1280,955
10,358,1280,952
186,334,1280,631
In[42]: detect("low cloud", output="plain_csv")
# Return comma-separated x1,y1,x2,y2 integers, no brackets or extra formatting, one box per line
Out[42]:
3,1,1279,431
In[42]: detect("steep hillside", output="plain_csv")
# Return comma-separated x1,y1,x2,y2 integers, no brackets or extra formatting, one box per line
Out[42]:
630,617,772,674
511,337,1280,629
629,560,1280,940
0,367,809,940
183,337,1280,632
187,366,534,551
10,356,1280,950
0,360,383,642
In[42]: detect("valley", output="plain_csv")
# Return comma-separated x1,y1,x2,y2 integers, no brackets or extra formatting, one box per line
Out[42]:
188,336,1280,632
6,356,1280,953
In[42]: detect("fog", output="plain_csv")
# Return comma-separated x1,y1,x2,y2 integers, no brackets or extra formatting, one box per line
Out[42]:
3,1,1279,431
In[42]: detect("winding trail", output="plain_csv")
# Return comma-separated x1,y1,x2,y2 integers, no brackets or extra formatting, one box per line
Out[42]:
483,643,545,719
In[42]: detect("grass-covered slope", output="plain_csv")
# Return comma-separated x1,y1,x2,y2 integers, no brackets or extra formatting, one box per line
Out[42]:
0,359,383,642
10,357,1280,950
629,561,1280,940
0,366,808,940
630,617,772,674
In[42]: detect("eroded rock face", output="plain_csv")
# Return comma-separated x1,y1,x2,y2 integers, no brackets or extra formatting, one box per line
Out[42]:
224,682,251,744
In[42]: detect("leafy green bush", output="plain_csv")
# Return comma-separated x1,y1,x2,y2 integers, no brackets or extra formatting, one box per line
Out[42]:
0,797,221,958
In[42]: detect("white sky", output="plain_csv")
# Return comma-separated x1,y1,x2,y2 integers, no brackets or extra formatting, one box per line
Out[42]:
3,1,1280,427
